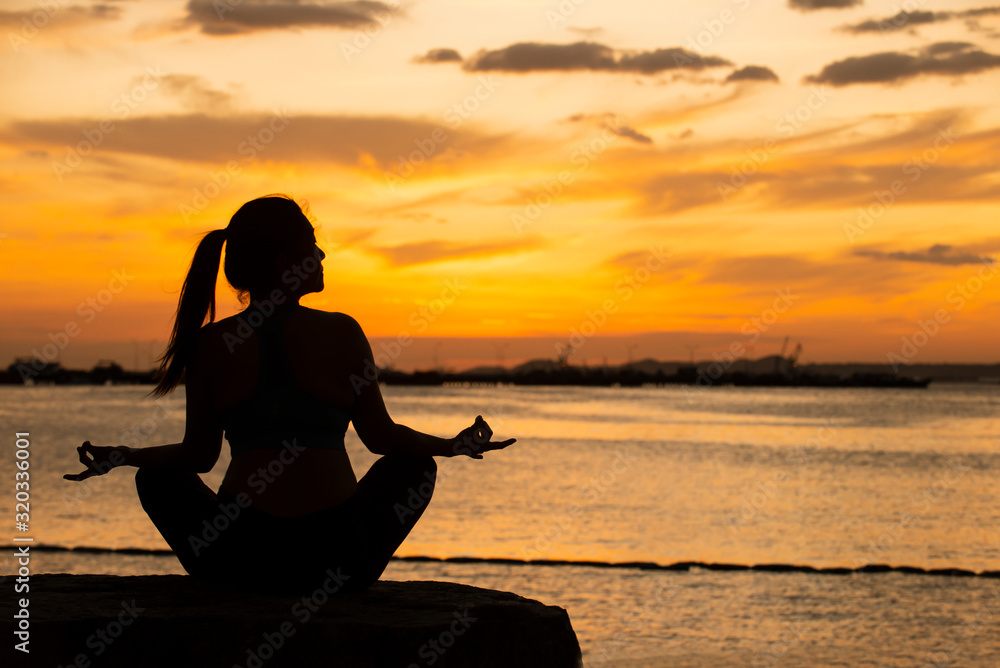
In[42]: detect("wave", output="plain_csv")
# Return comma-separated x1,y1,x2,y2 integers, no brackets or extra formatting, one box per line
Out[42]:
4,544,998,578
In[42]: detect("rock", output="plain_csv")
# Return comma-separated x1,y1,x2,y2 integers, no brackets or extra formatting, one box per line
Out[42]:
8,574,582,667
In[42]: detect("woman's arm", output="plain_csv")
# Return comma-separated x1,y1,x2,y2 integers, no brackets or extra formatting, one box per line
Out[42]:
65,328,223,481
344,316,514,458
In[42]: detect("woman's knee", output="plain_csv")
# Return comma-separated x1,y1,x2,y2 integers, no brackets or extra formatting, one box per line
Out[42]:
134,468,206,512
413,455,437,477
134,466,166,498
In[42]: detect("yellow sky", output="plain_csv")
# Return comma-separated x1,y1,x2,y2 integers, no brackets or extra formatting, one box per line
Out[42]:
2,0,1000,370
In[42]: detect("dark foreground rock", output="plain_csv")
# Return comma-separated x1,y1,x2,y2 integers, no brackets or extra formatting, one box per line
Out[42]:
7,574,582,667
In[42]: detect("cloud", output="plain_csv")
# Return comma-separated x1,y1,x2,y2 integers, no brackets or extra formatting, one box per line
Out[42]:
749,163,1000,211
854,244,995,266
789,0,862,11
636,171,744,214
0,3,123,32
369,238,543,266
452,41,732,74
565,113,653,144
158,75,236,113
805,42,1000,86
843,6,1000,34
605,248,671,269
390,212,448,224
628,118,1000,215
182,0,396,36
695,253,919,299
413,48,463,64
612,124,653,144
725,65,780,83
2,113,502,169
423,41,776,84
843,10,938,33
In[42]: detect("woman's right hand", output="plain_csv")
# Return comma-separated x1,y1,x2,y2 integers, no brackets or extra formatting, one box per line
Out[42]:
64,441,130,481
453,415,516,459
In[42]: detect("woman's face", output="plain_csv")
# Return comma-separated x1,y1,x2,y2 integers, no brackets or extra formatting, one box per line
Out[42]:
301,228,326,296
281,221,326,297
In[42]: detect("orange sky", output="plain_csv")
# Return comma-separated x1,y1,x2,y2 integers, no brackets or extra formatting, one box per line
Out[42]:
2,0,1000,370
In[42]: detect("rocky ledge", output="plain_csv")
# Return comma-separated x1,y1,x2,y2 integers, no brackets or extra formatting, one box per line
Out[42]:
7,574,582,667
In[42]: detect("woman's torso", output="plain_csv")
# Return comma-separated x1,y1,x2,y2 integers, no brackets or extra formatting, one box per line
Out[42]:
202,304,360,516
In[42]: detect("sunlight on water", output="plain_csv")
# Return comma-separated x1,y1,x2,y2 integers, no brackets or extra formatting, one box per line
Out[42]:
1,383,998,570
2,383,999,665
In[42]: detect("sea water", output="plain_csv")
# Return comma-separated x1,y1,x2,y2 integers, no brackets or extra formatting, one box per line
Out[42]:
1,383,998,665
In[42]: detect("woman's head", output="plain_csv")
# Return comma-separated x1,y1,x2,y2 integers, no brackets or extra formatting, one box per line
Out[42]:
225,195,325,302
150,194,324,397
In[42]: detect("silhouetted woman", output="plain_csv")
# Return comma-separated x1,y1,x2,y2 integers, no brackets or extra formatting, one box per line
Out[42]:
65,194,514,593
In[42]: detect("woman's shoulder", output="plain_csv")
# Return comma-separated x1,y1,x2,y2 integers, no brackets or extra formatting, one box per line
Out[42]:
298,306,362,331
295,307,371,351
198,306,367,351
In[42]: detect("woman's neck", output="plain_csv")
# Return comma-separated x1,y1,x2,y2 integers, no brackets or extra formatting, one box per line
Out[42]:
247,293,301,309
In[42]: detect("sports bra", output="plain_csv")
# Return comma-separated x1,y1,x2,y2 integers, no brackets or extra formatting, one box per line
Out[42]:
220,303,353,456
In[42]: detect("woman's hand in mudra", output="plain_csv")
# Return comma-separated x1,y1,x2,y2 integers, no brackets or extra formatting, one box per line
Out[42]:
64,441,130,481
453,415,515,459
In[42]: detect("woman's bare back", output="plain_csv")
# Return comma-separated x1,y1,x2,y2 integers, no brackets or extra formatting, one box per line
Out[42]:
204,306,362,516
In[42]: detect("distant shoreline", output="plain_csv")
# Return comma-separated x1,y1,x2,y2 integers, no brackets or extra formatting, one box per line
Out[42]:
4,356,1000,387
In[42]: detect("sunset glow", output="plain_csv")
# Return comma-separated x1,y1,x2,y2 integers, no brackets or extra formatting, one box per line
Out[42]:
3,0,1000,370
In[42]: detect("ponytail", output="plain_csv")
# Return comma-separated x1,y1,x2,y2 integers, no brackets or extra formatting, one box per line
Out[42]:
149,229,227,397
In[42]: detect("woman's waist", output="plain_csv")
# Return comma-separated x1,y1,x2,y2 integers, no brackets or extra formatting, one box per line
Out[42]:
225,427,348,456
222,448,358,516
219,394,353,435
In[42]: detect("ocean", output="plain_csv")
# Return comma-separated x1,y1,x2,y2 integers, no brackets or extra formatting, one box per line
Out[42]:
2,382,999,666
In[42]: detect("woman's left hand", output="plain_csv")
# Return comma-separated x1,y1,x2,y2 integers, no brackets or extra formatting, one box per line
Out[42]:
453,415,516,459
64,441,130,481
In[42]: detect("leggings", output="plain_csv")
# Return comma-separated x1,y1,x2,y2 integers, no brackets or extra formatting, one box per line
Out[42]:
135,455,437,593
